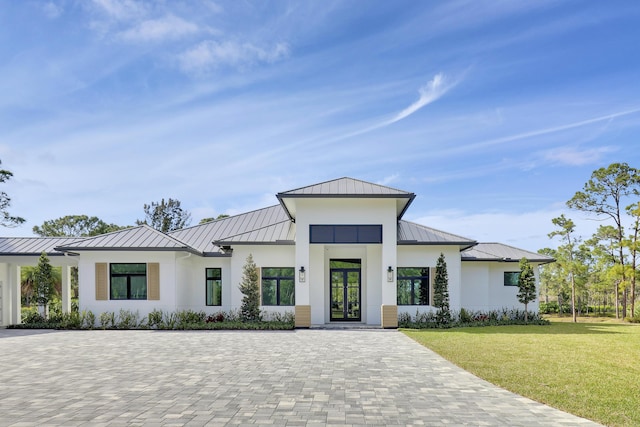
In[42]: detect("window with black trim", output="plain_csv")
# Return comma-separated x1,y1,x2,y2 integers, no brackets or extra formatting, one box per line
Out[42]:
261,267,295,306
206,268,222,306
309,224,382,243
504,272,520,286
397,267,429,305
110,263,147,300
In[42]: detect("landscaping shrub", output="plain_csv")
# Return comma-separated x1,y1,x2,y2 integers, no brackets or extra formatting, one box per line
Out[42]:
399,308,549,329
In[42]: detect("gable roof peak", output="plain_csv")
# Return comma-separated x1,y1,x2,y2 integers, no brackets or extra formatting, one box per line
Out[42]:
278,177,413,197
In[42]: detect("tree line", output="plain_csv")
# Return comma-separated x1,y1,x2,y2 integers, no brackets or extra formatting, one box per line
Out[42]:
540,163,640,321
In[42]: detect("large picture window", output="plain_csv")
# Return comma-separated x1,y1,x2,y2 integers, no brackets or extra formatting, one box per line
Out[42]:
309,225,382,244
504,272,520,286
397,267,429,305
110,263,147,300
206,268,222,306
261,267,295,306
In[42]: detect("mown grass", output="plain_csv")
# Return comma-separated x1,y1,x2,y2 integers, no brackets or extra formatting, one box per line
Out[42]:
403,321,640,427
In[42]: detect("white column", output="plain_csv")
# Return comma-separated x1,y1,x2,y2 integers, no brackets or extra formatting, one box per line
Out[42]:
61,265,72,314
10,265,21,325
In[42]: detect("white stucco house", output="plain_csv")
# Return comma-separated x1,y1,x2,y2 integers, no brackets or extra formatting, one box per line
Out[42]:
1,177,552,328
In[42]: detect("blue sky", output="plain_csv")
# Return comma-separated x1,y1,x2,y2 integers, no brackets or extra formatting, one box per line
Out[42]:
1,0,639,251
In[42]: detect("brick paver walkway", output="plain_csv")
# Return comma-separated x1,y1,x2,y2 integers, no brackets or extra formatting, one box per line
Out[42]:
0,329,600,426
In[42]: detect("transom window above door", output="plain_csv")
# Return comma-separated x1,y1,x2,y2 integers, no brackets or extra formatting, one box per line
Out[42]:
309,225,382,244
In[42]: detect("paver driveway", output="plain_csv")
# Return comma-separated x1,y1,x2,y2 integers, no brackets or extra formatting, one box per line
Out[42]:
0,329,599,426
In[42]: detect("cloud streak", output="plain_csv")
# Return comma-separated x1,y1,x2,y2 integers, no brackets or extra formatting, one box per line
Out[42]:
455,107,640,154
118,15,200,42
386,73,458,125
178,40,290,74
333,72,460,142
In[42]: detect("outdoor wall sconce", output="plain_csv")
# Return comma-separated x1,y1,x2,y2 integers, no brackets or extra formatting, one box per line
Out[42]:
387,266,394,282
299,266,306,283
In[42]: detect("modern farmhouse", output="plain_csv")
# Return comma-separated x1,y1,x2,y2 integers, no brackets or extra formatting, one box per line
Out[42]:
0,177,552,328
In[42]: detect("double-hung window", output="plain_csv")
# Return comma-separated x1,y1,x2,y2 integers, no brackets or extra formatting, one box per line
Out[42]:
397,267,430,305
206,268,222,306
261,267,295,306
110,263,147,300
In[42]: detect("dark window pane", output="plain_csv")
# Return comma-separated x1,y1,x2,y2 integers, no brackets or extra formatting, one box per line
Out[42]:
397,280,412,305
206,268,221,280
358,225,382,243
111,277,127,300
310,225,334,243
130,276,147,299
280,279,295,306
504,272,520,286
262,279,277,305
335,225,358,243
111,263,146,274
206,279,222,306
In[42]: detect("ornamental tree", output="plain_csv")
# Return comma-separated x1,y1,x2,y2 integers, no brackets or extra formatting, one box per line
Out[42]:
517,257,537,322
433,253,451,325
34,252,55,319
239,254,261,322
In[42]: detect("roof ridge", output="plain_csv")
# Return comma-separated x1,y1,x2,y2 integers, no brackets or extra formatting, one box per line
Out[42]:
213,219,292,242
399,219,477,242
278,177,412,195
169,204,283,234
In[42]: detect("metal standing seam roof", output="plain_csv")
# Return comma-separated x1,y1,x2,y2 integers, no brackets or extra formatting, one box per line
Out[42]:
277,177,416,221
461,243,554,263
54,224,201,254
0,237,83,256
398,220,477,247
169,205,292,252
277,177,414,197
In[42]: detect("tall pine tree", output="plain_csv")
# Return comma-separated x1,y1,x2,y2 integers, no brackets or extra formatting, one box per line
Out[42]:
433,253,451,325
239,254,261,322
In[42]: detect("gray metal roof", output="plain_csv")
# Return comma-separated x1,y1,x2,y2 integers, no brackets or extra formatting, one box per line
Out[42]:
277,177,416,220
461,243,554,263
55,225,200,254
170,205,291,252
0,237,82,256
398,221,477,247
278,177,414,197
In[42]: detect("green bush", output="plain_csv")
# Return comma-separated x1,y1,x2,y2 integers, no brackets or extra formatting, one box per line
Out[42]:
399,308,550,329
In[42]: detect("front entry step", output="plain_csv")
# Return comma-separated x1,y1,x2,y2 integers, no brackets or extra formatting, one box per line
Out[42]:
310,323,383,330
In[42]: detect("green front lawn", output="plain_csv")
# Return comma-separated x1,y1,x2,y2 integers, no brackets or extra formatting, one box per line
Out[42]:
404,321,640,427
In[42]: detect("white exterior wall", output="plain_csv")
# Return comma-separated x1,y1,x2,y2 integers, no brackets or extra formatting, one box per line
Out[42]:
230,245,295,317
77,251,178,319
175,255,232,313
460,262,490,310
396,246,462,316
292,198,397,325
461,261,541,312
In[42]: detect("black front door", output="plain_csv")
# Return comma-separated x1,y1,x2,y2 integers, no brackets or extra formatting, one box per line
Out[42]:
330,259,361,321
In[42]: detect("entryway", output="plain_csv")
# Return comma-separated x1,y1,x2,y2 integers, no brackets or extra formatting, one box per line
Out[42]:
329,259,361,321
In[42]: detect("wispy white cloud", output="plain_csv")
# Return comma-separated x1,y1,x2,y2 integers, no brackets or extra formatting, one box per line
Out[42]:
377,174,400,187
454,108,640,155
331,72,460,142
542,145,618,166
118,15,200,42
387,73,458,125
91,0,148,22
42,2,63,19
178,40,290,74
